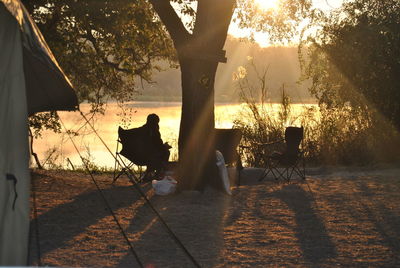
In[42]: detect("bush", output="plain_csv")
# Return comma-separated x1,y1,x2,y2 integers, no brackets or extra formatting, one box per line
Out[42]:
233,63,400,167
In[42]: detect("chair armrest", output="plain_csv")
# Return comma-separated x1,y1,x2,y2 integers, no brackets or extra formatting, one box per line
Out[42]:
254,139,285,147
240,139,284,147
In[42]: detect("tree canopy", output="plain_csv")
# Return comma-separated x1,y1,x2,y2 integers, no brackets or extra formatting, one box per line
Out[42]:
23,0,176,107
235,0,312,43
301,0,400,129
23,0,313,107
25,0,314,182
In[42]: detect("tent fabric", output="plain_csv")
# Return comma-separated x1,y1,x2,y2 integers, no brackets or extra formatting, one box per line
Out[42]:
0,0,79,265
1,0,78,115
0,3,31,265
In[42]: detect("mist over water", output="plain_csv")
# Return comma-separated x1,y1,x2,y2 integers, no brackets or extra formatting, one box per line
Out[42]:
32,101,316,169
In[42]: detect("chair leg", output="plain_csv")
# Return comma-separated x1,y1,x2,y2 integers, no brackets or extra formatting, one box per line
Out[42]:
292,157,306,180
272,167,287,181
263,157,305,183
118,161,144,184
288,166,296,182
260,158,305,183
113,154,136,184
296,168,306,180
113,159,127,184
259,157,277,182
258,167,271,181
112,169,124,184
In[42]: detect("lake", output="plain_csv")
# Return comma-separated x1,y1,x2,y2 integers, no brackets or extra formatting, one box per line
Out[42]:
32,101,316,169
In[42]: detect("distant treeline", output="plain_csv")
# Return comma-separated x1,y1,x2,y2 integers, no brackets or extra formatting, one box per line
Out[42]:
136,36,313,103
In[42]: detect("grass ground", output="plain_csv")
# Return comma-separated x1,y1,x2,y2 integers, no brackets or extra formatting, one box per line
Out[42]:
28,167,400,267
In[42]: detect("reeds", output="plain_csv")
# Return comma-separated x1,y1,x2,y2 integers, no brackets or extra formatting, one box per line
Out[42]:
233,64,400,167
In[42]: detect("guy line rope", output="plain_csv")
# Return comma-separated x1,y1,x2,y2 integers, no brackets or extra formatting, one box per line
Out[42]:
47,111,201,267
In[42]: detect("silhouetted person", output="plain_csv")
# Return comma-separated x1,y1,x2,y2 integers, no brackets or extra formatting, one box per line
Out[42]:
139,114,171,176
118,114,171,181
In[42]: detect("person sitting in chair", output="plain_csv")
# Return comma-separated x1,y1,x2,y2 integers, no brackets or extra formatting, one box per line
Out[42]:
118,113,171,181
138,113,171,179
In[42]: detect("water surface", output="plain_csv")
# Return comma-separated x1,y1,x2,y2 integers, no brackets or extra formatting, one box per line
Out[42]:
33,101,316,169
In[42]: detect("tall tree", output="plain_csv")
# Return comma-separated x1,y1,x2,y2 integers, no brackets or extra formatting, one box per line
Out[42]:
301,0,400,129
149,0,312,190
149,0,235,190
25,0,312,189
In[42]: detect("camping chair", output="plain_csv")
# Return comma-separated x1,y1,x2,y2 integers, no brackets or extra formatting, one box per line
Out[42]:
113,126,158,184
259,126,305,182
214,128,243,185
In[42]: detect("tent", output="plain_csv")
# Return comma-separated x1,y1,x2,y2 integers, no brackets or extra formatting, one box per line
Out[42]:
0,0,78,265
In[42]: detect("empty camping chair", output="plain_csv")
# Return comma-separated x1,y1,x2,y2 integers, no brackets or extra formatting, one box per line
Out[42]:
214,128,243,185
113,126,166,183
259,126,305,182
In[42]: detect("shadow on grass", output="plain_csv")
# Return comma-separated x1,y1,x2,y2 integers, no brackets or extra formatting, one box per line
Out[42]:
273,184,337,264
356,181,400,257
29,168,341,267
223,175,336,266
28,177,147,266
116,187,230,268
29,171,229,267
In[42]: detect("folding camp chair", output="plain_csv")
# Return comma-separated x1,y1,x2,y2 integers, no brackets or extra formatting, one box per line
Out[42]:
113,140,142,184
113,126,159,184
259,126,306,182
214,128,243,185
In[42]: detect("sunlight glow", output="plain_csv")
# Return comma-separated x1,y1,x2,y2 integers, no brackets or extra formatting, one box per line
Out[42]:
255,0,280,11
228,0,345,47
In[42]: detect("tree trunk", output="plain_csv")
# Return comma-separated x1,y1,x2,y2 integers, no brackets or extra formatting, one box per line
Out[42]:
29,128,43,169
149,0,236,190
177,58,219,190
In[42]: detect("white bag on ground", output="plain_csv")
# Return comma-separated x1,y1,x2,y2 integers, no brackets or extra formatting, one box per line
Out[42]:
216,150,231,195
152,176,177,195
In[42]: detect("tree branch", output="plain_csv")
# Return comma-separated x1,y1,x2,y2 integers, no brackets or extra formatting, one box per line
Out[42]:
102,58,131,73
29,128,43,170
82,30,134,74
148,0,191,49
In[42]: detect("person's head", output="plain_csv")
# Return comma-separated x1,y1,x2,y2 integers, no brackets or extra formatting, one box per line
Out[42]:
146,113,160,127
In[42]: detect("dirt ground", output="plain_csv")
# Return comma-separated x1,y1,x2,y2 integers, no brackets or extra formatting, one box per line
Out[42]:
28,166,400,267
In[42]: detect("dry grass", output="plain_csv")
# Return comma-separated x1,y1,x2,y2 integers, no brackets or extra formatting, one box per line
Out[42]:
28,167,400,267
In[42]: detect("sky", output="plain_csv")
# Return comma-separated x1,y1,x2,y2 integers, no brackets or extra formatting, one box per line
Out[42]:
229,0,345,47
171,0,347,47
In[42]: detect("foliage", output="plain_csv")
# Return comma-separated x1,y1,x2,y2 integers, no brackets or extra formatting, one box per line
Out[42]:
29,111,61,138
41,146,62,170
77,145,113,173
306,105,400,165
29,112,62,169
237,104,400,167
23,0,176,136
234,60,400,167
23,0,176,105
233,61,297,166
22,0,313,108
234,0,313,44
300,0,400,130
24,0,314,174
